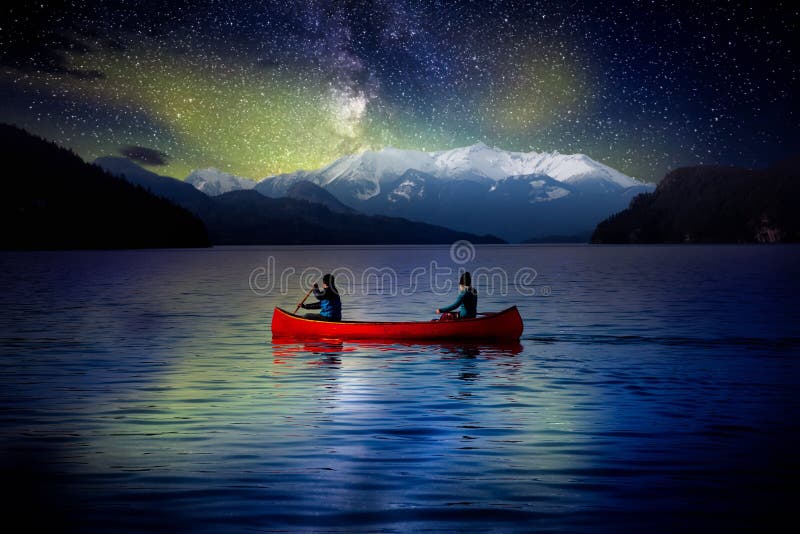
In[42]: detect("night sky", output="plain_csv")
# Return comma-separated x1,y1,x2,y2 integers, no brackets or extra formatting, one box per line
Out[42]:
1,0,797,181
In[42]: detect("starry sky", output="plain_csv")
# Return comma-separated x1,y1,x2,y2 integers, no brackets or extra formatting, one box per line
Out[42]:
1,0,797,181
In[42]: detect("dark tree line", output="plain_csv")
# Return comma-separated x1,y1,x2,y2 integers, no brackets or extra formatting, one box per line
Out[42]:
0,124,209,249
591,164,800,243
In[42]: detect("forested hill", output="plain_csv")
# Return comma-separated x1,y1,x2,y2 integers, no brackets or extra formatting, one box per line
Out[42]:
0,124,209,249
591,164,800,243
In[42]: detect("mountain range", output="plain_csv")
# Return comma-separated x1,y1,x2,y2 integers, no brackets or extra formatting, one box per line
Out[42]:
186,144,654,241
94,157,503,245
13,121,794,248
185,168,255,196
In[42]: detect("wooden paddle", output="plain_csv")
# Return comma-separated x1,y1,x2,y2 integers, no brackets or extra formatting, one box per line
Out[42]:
293,283,317,314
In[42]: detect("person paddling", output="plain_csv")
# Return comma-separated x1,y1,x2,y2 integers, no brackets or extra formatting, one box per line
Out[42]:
436,272,477,319
300,273,342,321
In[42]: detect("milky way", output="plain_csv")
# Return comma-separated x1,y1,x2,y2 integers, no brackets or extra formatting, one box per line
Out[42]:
1,0,797,180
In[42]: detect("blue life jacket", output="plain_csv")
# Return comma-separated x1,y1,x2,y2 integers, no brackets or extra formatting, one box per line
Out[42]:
313,287,342,321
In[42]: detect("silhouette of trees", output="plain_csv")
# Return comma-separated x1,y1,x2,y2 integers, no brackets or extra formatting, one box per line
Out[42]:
0,124,209,249
591,164,800,243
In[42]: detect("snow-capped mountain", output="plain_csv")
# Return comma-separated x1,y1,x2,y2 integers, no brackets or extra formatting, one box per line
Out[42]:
182,144,654,241
350,168,652,241
185,168,255,196
255,143,643,200
431,142,640,188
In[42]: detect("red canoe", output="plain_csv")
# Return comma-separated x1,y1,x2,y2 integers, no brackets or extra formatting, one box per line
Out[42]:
271,306,524,341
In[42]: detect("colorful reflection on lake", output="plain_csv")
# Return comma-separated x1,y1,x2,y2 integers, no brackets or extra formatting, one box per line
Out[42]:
1,245,798,531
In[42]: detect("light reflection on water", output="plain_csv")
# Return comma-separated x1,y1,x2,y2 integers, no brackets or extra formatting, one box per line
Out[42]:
0,245,798,531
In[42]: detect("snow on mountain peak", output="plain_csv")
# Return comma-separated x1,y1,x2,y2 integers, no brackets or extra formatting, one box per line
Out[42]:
303,146,438,199
185,168,255,196
430,143,509,180
525,152,640,188
253,143,646,201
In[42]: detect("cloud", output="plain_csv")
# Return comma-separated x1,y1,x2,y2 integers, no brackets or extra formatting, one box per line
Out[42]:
119,145,170,166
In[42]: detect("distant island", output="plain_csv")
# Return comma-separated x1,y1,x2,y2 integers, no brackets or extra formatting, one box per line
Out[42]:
591,163,800,244
1,124,209,250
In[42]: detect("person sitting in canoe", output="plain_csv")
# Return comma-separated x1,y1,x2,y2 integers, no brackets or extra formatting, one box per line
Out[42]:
436,272,477,319
300,273,342,321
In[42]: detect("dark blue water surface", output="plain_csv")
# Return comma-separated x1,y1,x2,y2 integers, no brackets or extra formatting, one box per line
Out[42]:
1,245,799,532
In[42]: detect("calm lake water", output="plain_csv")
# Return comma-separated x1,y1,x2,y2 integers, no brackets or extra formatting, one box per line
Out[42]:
1,244,799,532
